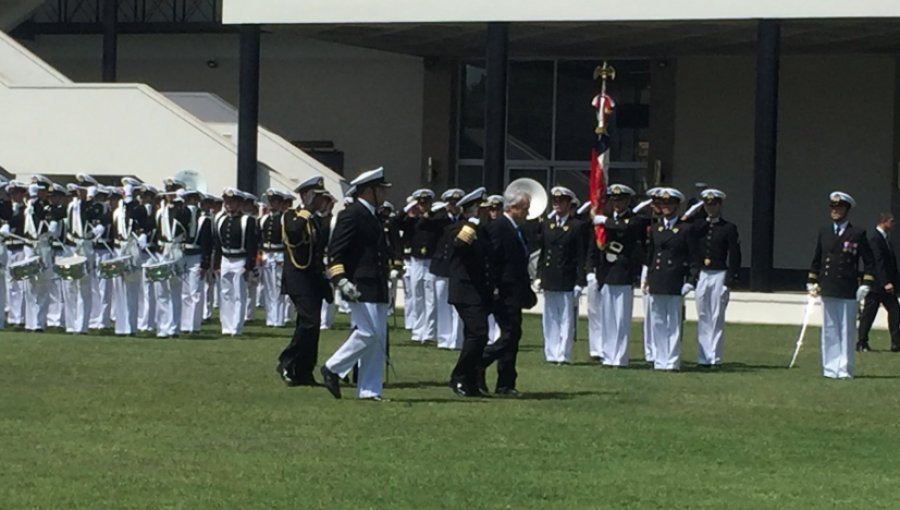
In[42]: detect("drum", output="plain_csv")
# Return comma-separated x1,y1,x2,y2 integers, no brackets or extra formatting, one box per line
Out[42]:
54,255,88,281
99,256,135,279
9,256,44,281
143,260,175,282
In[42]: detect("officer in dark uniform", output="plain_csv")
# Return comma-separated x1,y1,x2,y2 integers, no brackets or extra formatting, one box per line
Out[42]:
692,189,741,366
857,212,900,352
319,167,392,400
645,187,699,371
807,191,875,379
589,184,647,366
277,176,331,386
537,186,587,364
447,187,495,397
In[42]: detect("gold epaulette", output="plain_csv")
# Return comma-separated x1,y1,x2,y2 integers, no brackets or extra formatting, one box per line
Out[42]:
327,263,346,280
807,272,818,281
297,209,312,220
456,224,476,245
862,273,874,282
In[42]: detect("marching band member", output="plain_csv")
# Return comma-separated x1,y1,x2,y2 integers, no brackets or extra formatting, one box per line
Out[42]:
214,188,259,337
201,193,220,323
111,178,149,336
242,193,262,323
153,178,188,338
259,189,288,327
137,185,159,333
45,183,69,329
23,176,55,332
590,184,647,367
538,186,587,364
62,175,97,334
448,187,494,397
4,180,28,326
430,189,465,350
319,168,392,400
277,176,331,386
481,189,537,395
692,189,741,367
807,192,875,379
180,189,213,334
645,188,698,371
88,185,114,330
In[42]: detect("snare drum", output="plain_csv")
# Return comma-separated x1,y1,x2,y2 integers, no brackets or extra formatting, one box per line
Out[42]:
9,255,44,281
143,260,175,282
99,256,135,279
54,255,88,281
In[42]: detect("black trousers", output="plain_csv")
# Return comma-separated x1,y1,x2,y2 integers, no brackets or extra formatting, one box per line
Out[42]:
278,293,323,379
451,303,489,390
858,290,900,348
483,301,523,390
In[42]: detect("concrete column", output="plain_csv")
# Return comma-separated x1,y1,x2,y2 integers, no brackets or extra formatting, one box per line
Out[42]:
101,0,117,82
484,22,508,194
237,24,261,194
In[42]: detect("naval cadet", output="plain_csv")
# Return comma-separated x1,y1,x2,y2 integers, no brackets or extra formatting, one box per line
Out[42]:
430,188,466,350
807,191,875,379
692,189,741,367
213,188,259,337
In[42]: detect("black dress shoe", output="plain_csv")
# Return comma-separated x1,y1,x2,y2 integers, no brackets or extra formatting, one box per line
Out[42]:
475,368,489,394
319,366,342,399
856,342,871,352
495,387,521,397
891,345,900,353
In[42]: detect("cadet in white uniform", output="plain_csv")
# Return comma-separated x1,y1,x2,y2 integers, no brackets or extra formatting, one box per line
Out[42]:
214,188,259,336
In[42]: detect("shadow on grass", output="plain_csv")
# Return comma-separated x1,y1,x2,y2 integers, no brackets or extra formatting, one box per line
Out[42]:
387,380,453,390
856,374,900,379
395,389,614,404
680,362,786,373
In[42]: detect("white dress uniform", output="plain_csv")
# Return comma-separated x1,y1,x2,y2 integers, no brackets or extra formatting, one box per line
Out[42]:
214,199,258,336
62,197,92,333
807,192,875,379
111,202,145,336
137,201,157,332
180,203,212,333
88,198,114,331
4,197,29,326
45,207,67,328
641,265,654,362
153,203,185,338
258,208,287,327
23,195,53,331
586,273,602,357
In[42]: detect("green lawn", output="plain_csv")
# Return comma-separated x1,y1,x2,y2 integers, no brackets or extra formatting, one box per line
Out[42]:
2,311,900,510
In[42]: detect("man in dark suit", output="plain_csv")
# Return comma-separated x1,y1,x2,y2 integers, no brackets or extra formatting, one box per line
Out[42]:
481,189,536,396
277,176,331,386
319,167,392,400
807,191,875,378
857,212,900,352
447,187,494,397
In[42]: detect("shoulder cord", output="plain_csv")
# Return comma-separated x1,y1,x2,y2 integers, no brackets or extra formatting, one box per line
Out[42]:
283,208,314,270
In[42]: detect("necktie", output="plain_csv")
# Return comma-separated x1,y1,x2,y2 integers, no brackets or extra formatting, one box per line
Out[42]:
834,225,840,236
515,227,527,254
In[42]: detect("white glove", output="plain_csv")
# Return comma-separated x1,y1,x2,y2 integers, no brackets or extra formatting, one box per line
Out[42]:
532,278,542,292
48,221,59,236
681,283,695,297
857,285,871,302
389,269,400,280
0,223,10,237
586,272,597,286
468,217,480,225
574,285,583,298
338,278,361,302
806,283,820,297
124,184,134,197
137,233,148,250
593,214,608,226
92,224,105,238
722,286,731,304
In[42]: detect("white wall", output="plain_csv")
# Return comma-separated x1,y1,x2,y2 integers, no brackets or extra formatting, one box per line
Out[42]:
22,32,426,201
223,0,900,24
674,55,895,269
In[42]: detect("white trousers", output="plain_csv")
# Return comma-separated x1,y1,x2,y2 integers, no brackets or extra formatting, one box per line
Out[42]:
648,294,682,370
245,272,259,322
402,261,413,330
408,258,436,341
696,269,728,365
153,267,182,338
321,297,336,329
138,253,157,332
325,301,390,399
6,249,26,325
90,248,113,329
220,256,247,336
642,292,654,362
202,271,215,321
543,290,575,363
113,253,141,336
23,246,51,331
180,254,203,333
600,284,634,367
434,276,463,349
261,251,285,327
586,279,603,357
46,277,65,328
63,270,92,334
821,297,856,379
